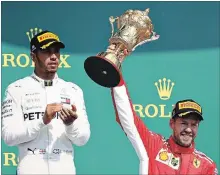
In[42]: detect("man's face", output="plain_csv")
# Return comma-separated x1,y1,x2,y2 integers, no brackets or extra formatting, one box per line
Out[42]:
170,114,200,147
32,46,60,74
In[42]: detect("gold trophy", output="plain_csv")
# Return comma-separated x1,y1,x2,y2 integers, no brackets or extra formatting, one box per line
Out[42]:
84,8,160,87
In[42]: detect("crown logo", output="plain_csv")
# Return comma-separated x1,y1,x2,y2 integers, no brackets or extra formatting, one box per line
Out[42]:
26,28,43,41
155,78,175,100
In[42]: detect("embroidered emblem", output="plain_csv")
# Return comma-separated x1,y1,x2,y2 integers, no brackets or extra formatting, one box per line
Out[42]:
193,158,201,168
159,151,169,161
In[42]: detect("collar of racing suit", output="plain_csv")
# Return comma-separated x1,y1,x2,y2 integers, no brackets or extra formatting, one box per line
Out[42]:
168,136,195,154
31,72,59,87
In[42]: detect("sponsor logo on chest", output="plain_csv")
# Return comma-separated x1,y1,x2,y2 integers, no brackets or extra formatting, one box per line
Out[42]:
155,148,180,170
61,97,71,104
60,88,72,105
193,157,201,168
24,112,59,121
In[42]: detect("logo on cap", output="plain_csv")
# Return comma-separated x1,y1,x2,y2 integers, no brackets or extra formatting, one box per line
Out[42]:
37,32,60,43
178,101,202,113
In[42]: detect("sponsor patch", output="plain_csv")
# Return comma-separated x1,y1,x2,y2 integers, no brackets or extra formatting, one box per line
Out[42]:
61,97,70,104
193,158,201,168
27,148,46,155
2,99,13,118
24,112,44,121
37,32,59,42
2,99,12,106
24,112,59,121
25,106,42,110
26,98,40,103
178,101,201,113
52,148,73,155
25,92,40,96
169,156,180,169
159,151,169,161
2,114,13,119
39,149,46,154
155,148,180,170
2,109,12,115
156,148,171,165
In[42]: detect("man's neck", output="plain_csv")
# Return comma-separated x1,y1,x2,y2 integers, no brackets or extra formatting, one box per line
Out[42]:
172,135,192,148
168,136,194,154
34,70,55,80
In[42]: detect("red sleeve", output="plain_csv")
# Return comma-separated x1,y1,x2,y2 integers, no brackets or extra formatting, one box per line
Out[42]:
206,163,218,175
111,79,163,157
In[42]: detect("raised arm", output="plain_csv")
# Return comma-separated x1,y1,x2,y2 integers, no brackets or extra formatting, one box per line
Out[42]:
111,78,164,174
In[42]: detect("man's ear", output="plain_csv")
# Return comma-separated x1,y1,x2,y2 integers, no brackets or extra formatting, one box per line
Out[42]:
30,52,36,62
169,118,175,130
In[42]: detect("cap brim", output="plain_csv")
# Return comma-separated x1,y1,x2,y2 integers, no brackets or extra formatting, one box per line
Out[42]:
177,111,203,121
40,41,65,50
48,41,65,49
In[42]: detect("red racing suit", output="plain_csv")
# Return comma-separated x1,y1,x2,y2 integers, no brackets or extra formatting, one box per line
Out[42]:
111,79,218,175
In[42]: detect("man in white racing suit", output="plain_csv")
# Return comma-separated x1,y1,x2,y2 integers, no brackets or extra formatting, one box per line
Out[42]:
2,30,91,174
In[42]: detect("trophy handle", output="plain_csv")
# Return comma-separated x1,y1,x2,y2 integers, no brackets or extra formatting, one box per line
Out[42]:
132,32,160,51
109,16,119,37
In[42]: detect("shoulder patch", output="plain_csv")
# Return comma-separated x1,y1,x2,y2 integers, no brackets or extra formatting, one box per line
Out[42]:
8,80,22,89
8,76,31,89
68,82,82,92
194,149,214,164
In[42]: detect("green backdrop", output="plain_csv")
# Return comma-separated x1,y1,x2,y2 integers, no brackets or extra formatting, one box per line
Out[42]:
1,1,219,174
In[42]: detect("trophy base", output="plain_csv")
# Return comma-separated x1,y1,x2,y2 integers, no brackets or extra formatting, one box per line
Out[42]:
84,56,121,88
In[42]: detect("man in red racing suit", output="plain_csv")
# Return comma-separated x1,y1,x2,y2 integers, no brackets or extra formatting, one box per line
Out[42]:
111,78,218,175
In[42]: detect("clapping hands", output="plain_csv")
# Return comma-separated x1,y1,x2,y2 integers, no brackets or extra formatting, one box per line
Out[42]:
43,104,77,126
59,105,78,126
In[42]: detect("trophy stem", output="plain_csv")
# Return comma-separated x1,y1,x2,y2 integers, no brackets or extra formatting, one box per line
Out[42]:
115,44,123,54
107,43,127,63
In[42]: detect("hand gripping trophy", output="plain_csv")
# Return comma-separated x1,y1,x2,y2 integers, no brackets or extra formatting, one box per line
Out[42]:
84,8,160,88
